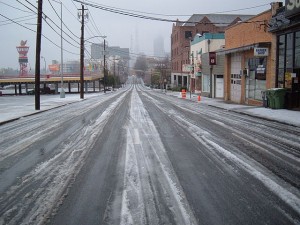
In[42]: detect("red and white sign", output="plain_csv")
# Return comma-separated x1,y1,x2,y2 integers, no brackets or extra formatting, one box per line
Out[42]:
49,64,60,72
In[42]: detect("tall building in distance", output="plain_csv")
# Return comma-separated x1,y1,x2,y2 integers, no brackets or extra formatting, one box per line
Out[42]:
90,43,130,82
90,43,130,61
153,36,165,58
90,43,102,59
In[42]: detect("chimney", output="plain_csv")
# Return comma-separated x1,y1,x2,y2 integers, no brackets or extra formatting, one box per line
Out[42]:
271,2,283,16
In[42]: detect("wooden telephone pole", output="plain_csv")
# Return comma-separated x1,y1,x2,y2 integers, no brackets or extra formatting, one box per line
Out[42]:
35,0,43,110
80,4,85,99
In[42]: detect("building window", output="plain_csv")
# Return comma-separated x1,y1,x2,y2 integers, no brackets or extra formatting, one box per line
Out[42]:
247,58,267,100
185,31,192,39
178,76,182,86
248,57,267,80
295,31,300,68
286,33,294,70
278,35,286,88
202,74,210,92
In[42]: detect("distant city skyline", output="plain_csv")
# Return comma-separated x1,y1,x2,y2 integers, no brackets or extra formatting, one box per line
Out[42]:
0,0,273,70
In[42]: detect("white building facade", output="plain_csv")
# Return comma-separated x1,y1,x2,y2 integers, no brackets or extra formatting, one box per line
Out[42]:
190,33,225,97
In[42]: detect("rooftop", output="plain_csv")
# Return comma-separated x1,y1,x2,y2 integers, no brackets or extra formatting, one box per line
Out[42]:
182,14,254,27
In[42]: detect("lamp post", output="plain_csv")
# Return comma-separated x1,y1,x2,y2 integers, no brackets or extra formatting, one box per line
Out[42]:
41,56,46,74
103,38,107,93
113,56,120,91
52,0,64,98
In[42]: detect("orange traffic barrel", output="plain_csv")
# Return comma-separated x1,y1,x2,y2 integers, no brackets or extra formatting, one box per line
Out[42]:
181,89,186,99
198,95,201,102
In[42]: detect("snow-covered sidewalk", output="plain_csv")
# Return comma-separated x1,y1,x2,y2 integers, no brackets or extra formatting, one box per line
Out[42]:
164,90,300,127
0,93,103,124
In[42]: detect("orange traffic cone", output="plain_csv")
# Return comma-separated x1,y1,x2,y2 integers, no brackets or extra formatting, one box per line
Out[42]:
198,95,201,102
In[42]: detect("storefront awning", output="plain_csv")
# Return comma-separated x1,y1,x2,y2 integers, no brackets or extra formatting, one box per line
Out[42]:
218,42,271,55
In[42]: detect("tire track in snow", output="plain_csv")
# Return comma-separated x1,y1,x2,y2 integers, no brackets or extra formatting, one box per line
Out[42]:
0,91,129,225
141,90,300,222
121,87,198,225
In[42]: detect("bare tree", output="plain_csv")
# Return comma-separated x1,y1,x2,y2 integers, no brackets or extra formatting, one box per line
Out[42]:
134,54,148,78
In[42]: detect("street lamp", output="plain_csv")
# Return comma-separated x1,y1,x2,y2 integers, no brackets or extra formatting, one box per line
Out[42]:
41,56,46,74
113,56,120,91
52,0,65,98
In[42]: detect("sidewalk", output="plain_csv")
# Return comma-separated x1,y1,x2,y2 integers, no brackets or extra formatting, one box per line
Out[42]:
0,91,299,127
164,90,300,127
0,93,103,125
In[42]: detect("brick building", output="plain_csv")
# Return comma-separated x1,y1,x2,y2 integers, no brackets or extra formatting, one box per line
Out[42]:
171,14,252,89
269,1,300,109
223,3,281,105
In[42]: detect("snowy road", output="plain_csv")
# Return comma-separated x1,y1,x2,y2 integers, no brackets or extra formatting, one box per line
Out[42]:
0,78,299,225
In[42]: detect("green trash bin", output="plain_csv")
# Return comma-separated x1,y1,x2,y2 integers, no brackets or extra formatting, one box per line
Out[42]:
266,90,275,109
273,88,287,109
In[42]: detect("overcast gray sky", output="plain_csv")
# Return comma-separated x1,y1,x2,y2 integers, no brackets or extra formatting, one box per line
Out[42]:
1,0,277,70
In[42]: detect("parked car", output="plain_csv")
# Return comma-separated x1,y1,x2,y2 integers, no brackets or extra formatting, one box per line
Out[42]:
27,90,35,95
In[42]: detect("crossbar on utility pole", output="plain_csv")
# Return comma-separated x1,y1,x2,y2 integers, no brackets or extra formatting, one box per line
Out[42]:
35,0,43,110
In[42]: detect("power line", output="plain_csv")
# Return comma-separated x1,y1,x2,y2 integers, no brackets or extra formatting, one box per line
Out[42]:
63,0,104,46
0,13,79,56
73,0,179,23
16,0,36,14
67,0,105,49
68,0,99,41
88,9,103,37
211,3,270,14
0,1,35,14
23,0,80,46
47,0,80,39
16,0,80,49
0,13,36,32
80,0,270,17
0,15,36,26
73,0,270,25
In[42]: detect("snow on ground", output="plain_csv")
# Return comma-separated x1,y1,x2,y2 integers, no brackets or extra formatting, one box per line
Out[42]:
0,91,127,224
0,93,104,123
144,91,300,221
0,89,299,127
164,91,300,127
121,88,198,225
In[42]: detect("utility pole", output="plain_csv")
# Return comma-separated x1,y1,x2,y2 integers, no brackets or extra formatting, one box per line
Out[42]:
79,4,85,99
78,5,88,99
59,0,65,98
113,56,115,91
35,0,43,110
103,39,106,93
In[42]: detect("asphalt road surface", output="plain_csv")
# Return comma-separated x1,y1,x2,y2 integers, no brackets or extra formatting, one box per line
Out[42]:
0,77,300,225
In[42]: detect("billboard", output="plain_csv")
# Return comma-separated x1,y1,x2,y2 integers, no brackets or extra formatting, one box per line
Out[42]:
49,64,60,72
